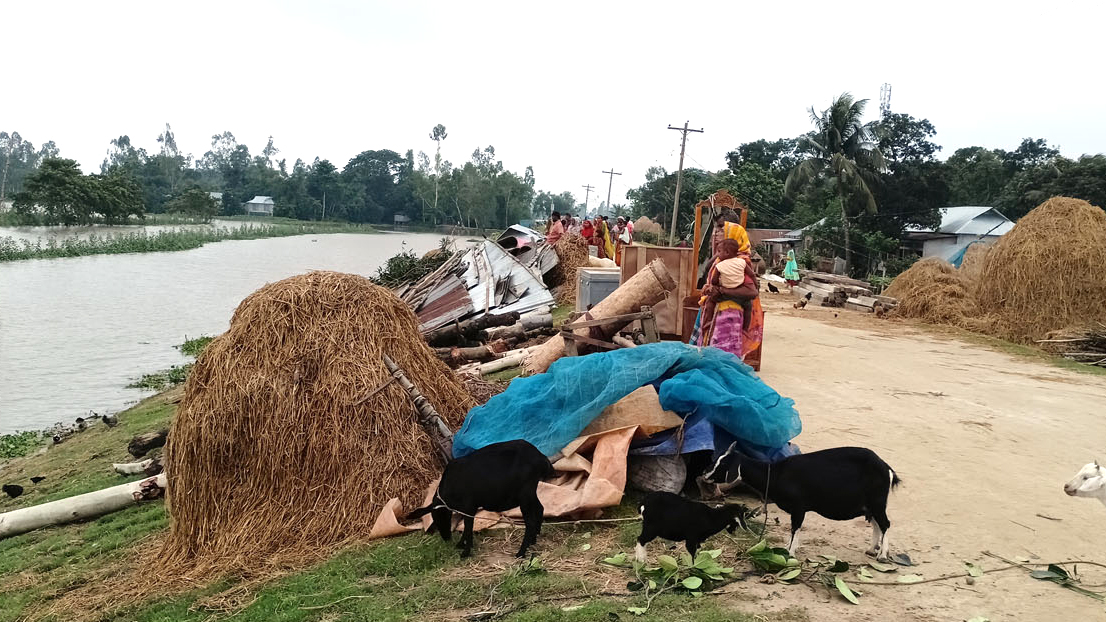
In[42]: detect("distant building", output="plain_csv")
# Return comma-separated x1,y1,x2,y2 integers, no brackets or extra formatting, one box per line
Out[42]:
244,195,275,216
208,192,223,204
393,214,411,225
903,206,1013,258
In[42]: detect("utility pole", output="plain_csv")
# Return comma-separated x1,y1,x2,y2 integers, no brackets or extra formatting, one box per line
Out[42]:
667,121,703,246
581,184,595,215
602,169,621,218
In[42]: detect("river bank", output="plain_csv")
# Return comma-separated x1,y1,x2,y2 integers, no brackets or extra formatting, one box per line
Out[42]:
0,221,376,262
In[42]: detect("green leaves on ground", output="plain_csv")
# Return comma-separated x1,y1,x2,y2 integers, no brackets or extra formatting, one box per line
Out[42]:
746,540,799,572
1029,564,1105,601
0,430,42,459
835,575,859,604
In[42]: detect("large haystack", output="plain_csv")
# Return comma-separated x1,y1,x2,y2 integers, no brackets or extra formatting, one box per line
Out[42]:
886,258,980,326
158,271,475,576
975,197,1106,342
634,216,664,235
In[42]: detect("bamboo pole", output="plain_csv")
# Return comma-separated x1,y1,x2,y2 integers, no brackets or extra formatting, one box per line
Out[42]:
382,354,454,463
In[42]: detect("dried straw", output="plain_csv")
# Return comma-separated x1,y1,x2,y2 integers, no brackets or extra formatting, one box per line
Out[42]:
160,271,475,576
546,233,590,303
975,197,1106,343
885,258,981,326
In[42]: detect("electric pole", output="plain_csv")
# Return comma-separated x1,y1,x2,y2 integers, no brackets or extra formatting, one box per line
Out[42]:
581,184,595,215
602,169,621,218
667,121,703,245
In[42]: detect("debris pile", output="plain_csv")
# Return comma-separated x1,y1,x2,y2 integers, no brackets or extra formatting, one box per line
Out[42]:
794,271,898,314
156,271,475,577
1040,324,1106,367
975,197,1106,343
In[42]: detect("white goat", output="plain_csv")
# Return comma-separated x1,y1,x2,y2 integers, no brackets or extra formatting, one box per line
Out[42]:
1063,461,1106,506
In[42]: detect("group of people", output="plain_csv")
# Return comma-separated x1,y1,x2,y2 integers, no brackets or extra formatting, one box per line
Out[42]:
545,211,634,265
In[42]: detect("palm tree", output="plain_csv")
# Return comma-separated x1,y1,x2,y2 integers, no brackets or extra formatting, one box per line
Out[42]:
785,93,886,272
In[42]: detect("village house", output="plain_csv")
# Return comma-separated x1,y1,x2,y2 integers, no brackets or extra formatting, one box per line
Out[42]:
244,196,275,217
902,206,1014,258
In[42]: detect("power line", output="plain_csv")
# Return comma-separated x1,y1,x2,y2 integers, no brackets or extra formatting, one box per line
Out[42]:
601,169,621,216
667,121,703,245
581,184,595,213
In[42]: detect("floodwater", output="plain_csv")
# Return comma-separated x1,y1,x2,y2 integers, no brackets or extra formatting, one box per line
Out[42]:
0,219,253,245
0,232,454,434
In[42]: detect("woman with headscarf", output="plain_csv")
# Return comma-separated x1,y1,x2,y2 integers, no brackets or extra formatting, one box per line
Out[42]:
783,241,800,290
597,216,615,259
614,216,633,266
689,211,764,365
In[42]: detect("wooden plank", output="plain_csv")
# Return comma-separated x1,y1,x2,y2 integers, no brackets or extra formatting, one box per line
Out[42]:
845,301,874,313
873,294,899,305
847,296,875,308
566,311,654,329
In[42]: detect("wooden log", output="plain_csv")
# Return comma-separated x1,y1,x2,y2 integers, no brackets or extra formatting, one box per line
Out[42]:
458,346,536,377
128,429,168,458
612,335,638,348
845,301,874,313
0,474,167,539
113,459,153,475
484,323,527,342
424,312,520,346
873,294,899,305
382,354,453,463
519,312,552,331
524,259,676,375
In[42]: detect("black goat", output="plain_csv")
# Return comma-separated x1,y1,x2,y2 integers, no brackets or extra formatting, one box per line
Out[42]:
407,439,554,558
702,444,900,561
635,491,750,562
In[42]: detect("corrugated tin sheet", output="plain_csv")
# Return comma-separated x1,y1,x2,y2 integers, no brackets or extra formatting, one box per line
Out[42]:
416,275,473,332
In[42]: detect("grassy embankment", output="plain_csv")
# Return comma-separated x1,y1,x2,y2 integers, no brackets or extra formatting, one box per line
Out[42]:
0,221,377,262
0,386,802,622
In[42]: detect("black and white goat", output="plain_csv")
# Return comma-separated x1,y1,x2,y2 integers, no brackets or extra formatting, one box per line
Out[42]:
701,444,900,561
1064,461,1106,507
406,439,555,558
634,491,750,562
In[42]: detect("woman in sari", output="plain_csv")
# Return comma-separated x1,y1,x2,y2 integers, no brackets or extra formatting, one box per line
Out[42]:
689,213,764,365
614,216,633,266
597,216,615,259
783,241,800,290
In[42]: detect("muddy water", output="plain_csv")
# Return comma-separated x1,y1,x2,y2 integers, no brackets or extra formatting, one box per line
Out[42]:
0,219,251,245
0,232,453,433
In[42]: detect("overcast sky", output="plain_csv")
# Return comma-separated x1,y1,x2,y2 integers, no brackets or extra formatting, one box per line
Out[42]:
6,0,1103,206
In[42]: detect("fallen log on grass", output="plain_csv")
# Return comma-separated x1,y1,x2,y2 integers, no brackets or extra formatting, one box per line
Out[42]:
457,346,537,377
524,258,675,375
424,312,521,347
127,429,168,458
0,473,167,540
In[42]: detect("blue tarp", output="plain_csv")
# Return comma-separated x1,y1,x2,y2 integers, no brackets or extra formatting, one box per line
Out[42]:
452,342,802,458
945,240,985,268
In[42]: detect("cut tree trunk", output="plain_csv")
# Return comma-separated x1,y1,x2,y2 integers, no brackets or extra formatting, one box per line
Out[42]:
128,429,168,458
524,258,676,375
484,323,527,342
0,474,167,540
424,312,520,347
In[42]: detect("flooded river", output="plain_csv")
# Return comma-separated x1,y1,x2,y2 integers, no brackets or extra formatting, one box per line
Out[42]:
0,219,252,245
0,232,452,434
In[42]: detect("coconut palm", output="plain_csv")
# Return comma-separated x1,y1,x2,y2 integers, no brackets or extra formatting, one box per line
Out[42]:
785,93,887,272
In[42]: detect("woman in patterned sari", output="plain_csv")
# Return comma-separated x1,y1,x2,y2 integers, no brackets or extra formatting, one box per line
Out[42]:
689,212,764,364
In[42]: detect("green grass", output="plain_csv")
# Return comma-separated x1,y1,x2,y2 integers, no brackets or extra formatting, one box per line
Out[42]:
0,222,377,262
0,430,43,459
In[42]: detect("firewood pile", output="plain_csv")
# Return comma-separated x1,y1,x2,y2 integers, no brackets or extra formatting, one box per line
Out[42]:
1040,323,1106,367
794,271,898,314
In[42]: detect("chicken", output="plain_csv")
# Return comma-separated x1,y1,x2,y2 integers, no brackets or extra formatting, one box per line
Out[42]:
804,291,813,301
793,299,808,310
3,484,23,499
874,301,886,318
767,282,780,294
30,476,46,484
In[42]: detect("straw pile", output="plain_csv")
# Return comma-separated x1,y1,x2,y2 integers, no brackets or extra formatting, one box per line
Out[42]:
957,242,991,285
157,271,475,577
885,258,980,326
634,216,664,235
547,232,590,303
975,197,1106,343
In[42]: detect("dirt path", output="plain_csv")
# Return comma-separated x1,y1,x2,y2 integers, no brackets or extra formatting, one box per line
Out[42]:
735,297,1106,621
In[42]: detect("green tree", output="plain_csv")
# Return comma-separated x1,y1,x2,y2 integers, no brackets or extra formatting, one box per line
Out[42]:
429,124,447,223
946,147,1010,205
785,93,886,272
868,112,948,235
13,158,92,225
707,162,787,227
88,171,144,224
307,158,339,220
726,138,802,181
165,188,219,222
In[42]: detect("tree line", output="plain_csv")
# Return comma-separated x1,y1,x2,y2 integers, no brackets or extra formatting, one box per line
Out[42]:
0,124,578,228
624,94,1105,273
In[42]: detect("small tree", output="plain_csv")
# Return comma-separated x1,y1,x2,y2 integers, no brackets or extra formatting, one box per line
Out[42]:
13,158,92,226
165,188,219,222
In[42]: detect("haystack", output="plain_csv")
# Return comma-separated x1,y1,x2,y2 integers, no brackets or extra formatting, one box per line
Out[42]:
885,258,980,326
634,216,664,235
975,197,1106,342
157,271,474,576
546,232,590,303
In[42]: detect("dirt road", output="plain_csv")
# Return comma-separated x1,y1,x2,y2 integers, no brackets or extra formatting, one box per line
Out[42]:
739,297,1106,621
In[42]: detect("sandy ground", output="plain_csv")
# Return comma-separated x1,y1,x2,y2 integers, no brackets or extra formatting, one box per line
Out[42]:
726,295,1106,621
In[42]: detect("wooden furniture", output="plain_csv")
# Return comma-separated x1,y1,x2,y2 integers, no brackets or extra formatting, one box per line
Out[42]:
619,246,695,339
